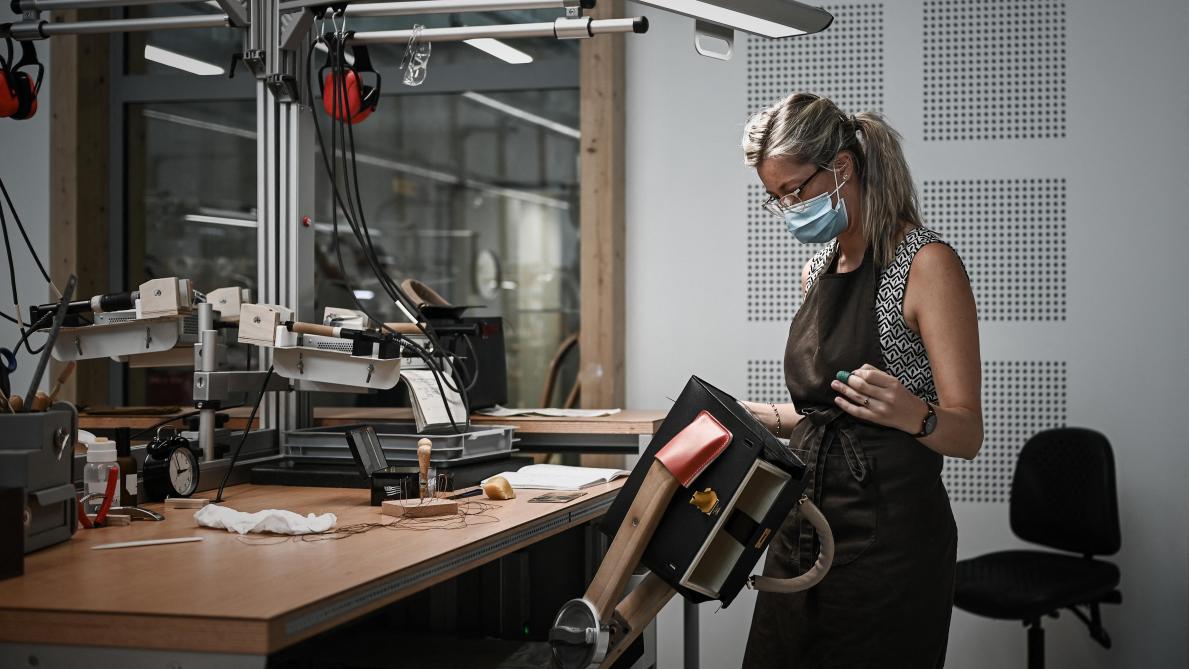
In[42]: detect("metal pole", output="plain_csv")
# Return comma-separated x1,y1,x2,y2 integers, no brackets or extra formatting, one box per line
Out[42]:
348,16,645,45
683,599,699,669
197,303,218,462
17,0,205,11
279,0,589,15
342,0,580,18
23,14,230,37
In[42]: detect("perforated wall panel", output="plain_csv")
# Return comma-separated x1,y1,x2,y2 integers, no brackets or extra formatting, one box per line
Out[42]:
923,0,1067,141
746,3,884,116
746,184,823,321
746,358,1067,504
944,360,1068,503
923,179,1067,321
747,359,787,404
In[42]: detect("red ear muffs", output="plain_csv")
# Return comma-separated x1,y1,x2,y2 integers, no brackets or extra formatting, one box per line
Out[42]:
0,37,17,119
322,69,375,124
5,40,42,121
318,37,379,125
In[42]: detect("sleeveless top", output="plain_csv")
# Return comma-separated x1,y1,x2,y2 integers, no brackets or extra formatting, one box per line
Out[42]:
802,227,966,404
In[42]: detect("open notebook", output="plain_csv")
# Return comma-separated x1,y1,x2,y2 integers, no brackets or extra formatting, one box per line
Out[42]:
482,464,629,491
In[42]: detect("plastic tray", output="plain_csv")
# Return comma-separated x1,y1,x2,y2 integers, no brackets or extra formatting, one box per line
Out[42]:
284,422,516,464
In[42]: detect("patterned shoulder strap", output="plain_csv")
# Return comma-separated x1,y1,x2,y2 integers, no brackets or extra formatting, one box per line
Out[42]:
803,240,838,295
877,226,965,314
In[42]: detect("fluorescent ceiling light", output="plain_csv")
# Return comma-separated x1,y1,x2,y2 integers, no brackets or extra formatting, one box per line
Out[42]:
353,290,376,300
464,38,533,65
183,214,257,228
462,91,579,140
144,45,225,76
634,0,832,38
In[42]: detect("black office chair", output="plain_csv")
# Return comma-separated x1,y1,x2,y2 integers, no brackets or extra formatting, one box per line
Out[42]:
954,427,1122,669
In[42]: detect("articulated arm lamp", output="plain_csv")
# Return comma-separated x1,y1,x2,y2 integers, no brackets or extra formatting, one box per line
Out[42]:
550,377,835,669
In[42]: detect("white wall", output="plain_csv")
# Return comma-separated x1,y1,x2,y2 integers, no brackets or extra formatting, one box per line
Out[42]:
625,1,1189,667
0,48,52,396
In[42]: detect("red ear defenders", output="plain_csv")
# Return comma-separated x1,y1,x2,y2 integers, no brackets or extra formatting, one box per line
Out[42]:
1,37,43,121
319,37,380,125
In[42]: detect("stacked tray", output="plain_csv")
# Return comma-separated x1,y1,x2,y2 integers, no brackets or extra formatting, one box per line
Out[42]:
284,422,517,468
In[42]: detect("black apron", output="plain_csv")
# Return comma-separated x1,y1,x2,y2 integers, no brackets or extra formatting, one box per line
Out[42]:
743,244,957,668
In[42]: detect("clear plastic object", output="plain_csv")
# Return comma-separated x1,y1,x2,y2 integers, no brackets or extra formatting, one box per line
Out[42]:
400,24,432,86
83,438,121,514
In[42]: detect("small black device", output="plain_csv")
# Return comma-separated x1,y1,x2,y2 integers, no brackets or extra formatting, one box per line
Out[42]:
429,316,508,410
143,427,201,501
0,487,23,581
344,425,421,506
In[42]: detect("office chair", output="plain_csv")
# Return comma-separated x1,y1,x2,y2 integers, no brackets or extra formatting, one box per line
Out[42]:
954,427,1122,669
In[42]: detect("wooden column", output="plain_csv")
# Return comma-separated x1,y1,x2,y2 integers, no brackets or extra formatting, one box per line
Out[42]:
578,0,626,412
49,11,110,405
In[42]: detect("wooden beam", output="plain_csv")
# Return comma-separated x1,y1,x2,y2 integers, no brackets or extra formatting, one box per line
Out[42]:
49,10,110,406
578,0,626,413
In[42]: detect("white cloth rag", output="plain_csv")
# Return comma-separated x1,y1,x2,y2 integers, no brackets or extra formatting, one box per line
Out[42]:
194,504,337,535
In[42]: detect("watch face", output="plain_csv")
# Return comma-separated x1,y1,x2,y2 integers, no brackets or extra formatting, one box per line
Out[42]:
925,410,938,434
168,447,199,496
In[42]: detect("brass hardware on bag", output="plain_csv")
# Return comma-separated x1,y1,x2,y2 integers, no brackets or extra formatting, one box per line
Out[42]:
689,488,719,515
755,528,773,549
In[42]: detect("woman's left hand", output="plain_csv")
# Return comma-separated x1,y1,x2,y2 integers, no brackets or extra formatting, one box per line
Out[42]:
831,363,925,434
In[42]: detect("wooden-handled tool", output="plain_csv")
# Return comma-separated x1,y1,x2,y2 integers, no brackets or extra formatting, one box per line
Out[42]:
0,388,13,414
286,321,339,338
417,438,432,498
48,361,76,403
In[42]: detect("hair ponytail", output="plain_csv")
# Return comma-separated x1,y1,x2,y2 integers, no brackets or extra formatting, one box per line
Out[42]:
852,111,922,267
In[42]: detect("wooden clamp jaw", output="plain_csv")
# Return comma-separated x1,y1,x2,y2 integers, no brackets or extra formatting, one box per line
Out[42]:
550,411,732,669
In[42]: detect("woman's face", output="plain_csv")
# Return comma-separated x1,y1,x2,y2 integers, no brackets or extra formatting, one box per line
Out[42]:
757,152,859,222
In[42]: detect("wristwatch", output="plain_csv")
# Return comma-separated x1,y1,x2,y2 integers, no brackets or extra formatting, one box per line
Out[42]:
913,401,937,438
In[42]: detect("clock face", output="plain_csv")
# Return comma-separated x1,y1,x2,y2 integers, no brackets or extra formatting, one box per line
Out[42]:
168,447,199,496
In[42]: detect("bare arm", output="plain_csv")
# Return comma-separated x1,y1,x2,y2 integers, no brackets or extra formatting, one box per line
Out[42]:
739,400,803,439
905,243,983,459
830,243,983,459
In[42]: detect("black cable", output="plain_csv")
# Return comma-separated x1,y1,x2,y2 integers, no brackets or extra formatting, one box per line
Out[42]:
0,191,42,356
0,310,16,324
0,176,52,283
129,410,204,441
8,311,51,356
306,36,469,430
214,366,273,503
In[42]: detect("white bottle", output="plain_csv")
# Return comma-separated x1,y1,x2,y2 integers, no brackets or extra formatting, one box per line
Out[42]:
83,438,121,515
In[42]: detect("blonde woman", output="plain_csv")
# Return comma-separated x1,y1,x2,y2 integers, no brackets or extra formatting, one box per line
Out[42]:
737,92,983,666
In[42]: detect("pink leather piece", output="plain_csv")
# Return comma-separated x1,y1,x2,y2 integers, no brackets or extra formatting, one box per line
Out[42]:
655,410,732,488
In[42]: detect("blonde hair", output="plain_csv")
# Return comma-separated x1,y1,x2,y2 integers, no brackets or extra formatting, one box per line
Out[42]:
742,92,921,267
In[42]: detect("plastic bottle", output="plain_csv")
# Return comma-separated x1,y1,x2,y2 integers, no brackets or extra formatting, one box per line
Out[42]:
115,428,138,507
83,438,121,515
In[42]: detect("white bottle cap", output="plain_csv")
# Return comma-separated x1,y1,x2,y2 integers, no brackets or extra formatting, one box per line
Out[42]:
86,438,118,463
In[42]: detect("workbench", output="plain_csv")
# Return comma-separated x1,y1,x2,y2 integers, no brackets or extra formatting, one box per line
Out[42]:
78,408,666,455
0,480,625,668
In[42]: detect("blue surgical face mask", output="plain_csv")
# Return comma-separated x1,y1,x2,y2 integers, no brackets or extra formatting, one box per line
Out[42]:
783,170,848,244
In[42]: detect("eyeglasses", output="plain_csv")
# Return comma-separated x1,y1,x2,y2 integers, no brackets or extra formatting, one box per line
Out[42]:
762,166,826,217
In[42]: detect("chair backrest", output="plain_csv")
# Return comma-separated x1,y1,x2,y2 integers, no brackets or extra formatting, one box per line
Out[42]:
1009,427,1121,556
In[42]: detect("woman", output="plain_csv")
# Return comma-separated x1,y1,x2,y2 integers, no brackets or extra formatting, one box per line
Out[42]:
737,92,983,667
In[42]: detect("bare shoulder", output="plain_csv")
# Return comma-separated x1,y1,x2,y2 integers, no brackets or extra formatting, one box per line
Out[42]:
904,242,973,330
910,242,968,283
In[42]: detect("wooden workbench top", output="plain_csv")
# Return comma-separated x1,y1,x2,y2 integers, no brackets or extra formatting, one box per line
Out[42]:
314,407,666,435
0,481,624,655
78,407,665,436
